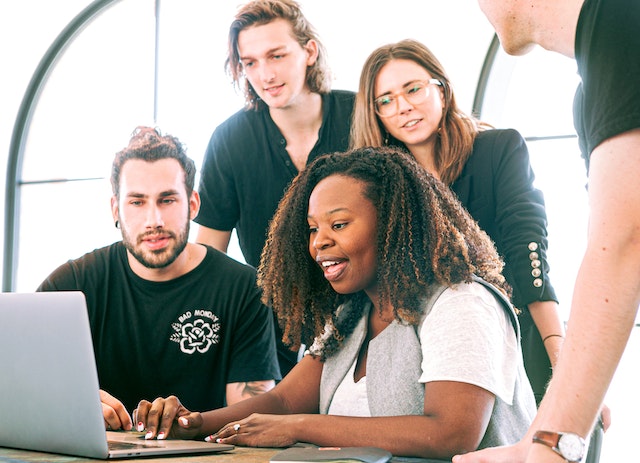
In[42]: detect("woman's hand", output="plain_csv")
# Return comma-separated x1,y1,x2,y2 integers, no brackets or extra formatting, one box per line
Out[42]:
133,395,204,440
206,413,300,448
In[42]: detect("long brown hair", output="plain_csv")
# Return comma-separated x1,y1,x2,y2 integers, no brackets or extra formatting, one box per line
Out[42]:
350,39,489,185
258,146,508,358
226,0,331,110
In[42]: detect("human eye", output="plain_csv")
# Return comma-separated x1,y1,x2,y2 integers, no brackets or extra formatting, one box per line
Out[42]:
241,59,255,69
332,221,348,230
308,222,318,234
406,82,424,95
375,95,393,107
161,197,176,205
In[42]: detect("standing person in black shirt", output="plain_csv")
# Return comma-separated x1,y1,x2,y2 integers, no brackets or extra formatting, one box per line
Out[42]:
38,126,280,435
454,0,638,462
194,0,355,376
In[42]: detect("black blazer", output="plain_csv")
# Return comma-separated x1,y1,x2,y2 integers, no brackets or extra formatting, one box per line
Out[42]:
451,129,558,310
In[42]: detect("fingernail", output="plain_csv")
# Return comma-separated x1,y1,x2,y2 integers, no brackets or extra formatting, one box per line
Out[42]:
157,432,165,440
215,438,222,444
137,422,144,432
179,417,188,426
204,436,212,442
145,431,153,440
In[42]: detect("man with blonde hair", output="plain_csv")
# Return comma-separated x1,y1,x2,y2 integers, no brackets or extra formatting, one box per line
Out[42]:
194,0,355,376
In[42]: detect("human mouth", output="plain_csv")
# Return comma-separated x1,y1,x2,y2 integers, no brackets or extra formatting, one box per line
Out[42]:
141,233,171,251
402,119,421,128
264,83,284,97
318,258,348,282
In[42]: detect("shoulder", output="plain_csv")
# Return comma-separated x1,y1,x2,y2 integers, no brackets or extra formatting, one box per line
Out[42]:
201,245,258,278
328,89,356,101
473,128,525,151
38,242,124,290
325,90,356,112
468,128,529,168
420,281,515,339
66,242,124,269
205,107,272,162
435,281,502,310
212,107,265,135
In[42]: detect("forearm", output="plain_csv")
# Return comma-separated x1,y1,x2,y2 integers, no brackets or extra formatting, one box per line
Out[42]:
527,300,564,368
534,247,639,437
524,132,640,462
291,414,480,459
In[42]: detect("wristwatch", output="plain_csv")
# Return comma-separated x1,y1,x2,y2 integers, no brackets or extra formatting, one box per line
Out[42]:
532,430,586,462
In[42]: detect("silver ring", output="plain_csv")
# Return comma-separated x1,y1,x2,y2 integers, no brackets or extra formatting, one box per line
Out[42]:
233,423,240,432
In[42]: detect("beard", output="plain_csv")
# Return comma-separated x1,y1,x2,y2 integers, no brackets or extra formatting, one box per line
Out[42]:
121,221,190,269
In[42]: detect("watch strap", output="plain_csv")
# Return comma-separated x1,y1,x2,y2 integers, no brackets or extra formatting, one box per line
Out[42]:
532,430,560,449
532,430,584,462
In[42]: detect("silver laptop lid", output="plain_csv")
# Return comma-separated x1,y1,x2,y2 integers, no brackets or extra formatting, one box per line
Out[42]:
0,291,110,459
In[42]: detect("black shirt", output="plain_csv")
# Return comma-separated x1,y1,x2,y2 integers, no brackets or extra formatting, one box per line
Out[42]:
574,0,640,171
38,243,281,411
195,90,356,268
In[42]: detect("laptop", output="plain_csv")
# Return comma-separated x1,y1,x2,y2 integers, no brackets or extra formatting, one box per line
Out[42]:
0,291,234,459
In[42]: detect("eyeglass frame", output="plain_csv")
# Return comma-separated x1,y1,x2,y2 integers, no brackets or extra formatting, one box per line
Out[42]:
373,78,442,117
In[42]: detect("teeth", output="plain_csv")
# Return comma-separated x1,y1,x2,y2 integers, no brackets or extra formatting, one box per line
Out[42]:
321,261,338,267
405,120,419,127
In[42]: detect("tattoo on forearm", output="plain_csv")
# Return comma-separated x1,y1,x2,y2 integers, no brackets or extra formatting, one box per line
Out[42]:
239,381,272,397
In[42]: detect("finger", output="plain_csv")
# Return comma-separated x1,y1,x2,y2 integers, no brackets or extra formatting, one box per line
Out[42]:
102,403,126,431
205,422,240,443
157,397,183,440
134,400,153,432
144,396,181,440
600,406,612,432
100,390,132,431
115,405,133,431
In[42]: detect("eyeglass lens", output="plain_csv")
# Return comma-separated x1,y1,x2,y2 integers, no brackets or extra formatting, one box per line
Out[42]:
375,80,439,117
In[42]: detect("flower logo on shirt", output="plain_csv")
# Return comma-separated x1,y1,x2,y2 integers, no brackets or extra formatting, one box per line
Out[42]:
170,310,220,355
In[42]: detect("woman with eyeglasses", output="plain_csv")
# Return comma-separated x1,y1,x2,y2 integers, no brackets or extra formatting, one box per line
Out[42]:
350,39,563,406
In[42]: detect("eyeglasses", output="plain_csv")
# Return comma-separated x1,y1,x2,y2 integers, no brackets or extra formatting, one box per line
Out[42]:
374,79,442,117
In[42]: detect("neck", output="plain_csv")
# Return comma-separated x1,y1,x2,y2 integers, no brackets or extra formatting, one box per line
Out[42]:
407,144,440,180
269,91,323,134
530,0,584,58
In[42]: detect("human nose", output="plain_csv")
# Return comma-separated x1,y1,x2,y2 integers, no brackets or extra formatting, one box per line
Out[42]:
145,204,164,228
397,93,414,114
259,60,275,83
311,227,333,250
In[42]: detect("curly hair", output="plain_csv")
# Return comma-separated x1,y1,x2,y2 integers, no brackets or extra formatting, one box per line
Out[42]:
349,39,492,185
226,0,331,110
111,126,195,200
257,146,509,358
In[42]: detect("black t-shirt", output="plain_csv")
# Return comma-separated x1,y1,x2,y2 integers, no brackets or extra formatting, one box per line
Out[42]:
574,0,640,171
195,90,355,268
37,243,281,412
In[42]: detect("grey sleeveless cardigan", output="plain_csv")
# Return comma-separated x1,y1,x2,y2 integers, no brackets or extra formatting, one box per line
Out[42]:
317,279,535,449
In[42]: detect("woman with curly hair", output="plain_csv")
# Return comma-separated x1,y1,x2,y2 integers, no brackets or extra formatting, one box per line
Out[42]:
134,147,536,459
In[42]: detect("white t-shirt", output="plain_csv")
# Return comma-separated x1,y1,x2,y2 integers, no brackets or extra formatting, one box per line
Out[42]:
327,281,520,415
419,282,519,404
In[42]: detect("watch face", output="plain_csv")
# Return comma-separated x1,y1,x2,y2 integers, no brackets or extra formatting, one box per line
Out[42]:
558,433,585,461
